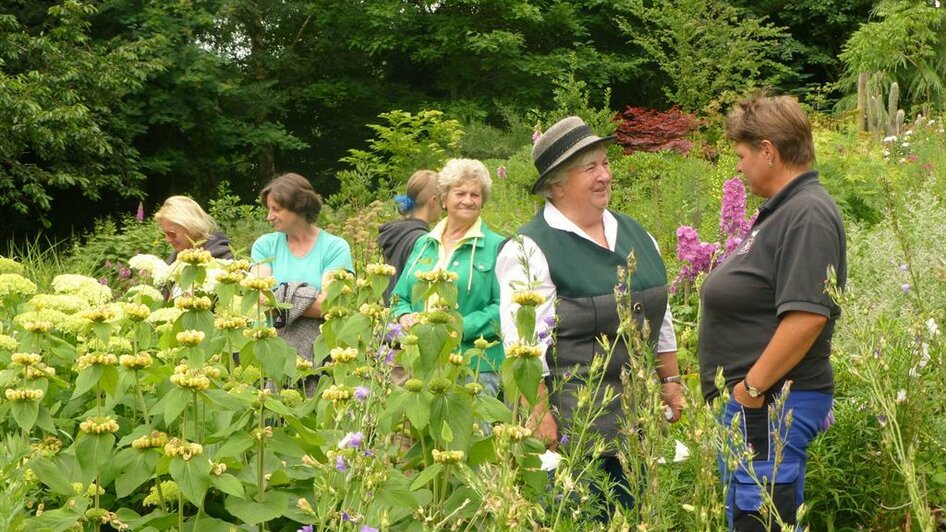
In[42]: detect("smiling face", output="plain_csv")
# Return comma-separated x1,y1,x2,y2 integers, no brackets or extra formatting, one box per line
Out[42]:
265,196,307,233
733,141,774,198
158,219,195,253
443,179,483,227
552,147,612,216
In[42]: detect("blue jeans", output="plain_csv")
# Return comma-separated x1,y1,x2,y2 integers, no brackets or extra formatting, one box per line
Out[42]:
719,390,832,531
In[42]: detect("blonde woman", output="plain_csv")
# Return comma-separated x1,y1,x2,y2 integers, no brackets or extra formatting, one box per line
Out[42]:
377,169,442,302
154,195,233,263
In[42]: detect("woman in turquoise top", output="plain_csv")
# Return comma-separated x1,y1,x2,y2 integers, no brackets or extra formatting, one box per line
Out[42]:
391,159,505,391
251,172,353,318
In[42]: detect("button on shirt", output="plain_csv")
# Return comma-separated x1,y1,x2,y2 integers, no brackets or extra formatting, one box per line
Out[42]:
496,202,677,374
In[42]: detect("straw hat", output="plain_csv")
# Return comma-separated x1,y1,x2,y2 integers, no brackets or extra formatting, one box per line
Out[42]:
530,116,612,194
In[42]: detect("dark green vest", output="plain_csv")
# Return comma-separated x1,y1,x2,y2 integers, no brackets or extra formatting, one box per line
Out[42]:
520,209,669,444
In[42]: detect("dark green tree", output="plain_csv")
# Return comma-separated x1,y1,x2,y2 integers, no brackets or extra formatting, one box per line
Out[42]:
0,1,161,228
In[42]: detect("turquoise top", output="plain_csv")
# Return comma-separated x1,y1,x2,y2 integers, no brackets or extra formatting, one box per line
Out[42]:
251,230,353,289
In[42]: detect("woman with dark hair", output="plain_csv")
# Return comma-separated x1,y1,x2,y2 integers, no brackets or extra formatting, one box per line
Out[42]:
251,173,353,387
377,169,442,302
698,93,846,531
252,172,353,297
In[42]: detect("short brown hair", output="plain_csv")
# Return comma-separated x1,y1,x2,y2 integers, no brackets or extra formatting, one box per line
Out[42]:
260,173,323,223
726,93,815,167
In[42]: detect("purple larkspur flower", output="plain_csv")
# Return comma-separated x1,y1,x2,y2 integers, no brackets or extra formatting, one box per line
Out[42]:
354,386,370,402
720,177,750,241
136,201,145,222
496,165,507,179
361,526,380,532
335,455,346,471
616,282,627,294
342,512,351,522
559,434,568,445
298,526,314,532
542,315,556,328
364,449,375,457
671,226,720,292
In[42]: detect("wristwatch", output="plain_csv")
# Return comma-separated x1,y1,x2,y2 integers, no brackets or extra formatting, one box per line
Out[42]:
744,377,763,399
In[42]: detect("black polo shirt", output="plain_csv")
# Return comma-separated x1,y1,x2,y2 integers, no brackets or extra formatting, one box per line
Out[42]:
698,171,847,402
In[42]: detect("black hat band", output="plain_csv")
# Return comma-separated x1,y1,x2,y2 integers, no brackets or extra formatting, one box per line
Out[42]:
534,124,595,176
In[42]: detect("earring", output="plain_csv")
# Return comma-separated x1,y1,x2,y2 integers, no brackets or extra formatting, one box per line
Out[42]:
767,160,773,167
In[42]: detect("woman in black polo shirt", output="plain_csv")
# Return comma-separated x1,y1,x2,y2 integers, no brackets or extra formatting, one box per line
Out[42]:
698,94,847,531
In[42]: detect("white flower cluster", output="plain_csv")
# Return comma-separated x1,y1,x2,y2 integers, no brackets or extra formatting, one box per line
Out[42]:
129,254,171,285
52,274,112,305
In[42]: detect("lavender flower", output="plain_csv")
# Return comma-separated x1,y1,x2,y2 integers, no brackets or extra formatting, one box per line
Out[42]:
342,512,351,522
559,434,569,446
339,431,364,449
354,386,370,402
384,322,403,343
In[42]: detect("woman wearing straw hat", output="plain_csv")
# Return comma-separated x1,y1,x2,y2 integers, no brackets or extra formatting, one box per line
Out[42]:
496,116,683,511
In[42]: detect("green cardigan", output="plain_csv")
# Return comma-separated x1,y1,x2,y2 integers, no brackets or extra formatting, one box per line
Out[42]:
391,219,505,373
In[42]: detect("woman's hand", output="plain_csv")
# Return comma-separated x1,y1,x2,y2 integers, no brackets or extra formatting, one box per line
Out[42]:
398,313,420,329
661,382,684,423
732,379,765,409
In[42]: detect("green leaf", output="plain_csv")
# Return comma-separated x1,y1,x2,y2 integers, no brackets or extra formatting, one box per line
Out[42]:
224,491,289,525
98,365,120,396
254,337,292,381
164,387,188,424
72,365,103,398
467,436,496,466
376,472,420,509
202,388,250,411
515,305,536,342
475,395,512,423
512,356,542,405
440,421,454,443
92,321,112,344
405,391,431,430
169,456,212,507
10,399,39,431
409,463,443,490
414,323,450,376
75,432,115,482
210,473,246,498
181,309,214,337
26,497,88,530
336,313,372,348
114,447,160,498
213,431,255,459
32,455,78,495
